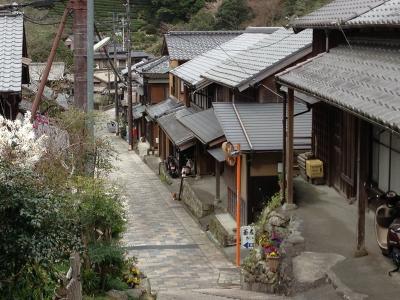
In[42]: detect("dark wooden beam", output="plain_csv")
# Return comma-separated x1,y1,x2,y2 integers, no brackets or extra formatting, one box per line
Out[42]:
355,119,369,257
286,88,295,206
216,160,221,203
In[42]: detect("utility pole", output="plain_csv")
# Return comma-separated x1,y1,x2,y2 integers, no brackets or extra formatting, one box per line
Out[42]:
113,12,119,135
87,0,94,133
72,0,87,110
126,0,133,149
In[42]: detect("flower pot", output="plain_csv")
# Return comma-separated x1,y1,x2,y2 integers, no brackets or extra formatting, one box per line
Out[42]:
267,255,280,273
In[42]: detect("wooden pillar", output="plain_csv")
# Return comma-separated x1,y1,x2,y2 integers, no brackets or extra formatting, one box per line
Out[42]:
355,119,368,257
215,160,221,203
286,88,295,207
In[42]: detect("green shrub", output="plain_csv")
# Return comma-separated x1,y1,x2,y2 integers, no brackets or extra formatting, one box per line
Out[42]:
105,276,129,291
82,269,101,295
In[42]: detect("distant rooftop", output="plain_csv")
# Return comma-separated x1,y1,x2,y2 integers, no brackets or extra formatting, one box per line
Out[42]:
137,56,169,75
30,62,65,82
291,0,400,30
163,30,243,61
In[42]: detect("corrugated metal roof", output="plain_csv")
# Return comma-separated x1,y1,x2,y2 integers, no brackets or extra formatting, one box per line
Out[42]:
0,13,24,92
164,31,243,61
132,104,146,120
203,29,312,91
158,107,196,147
29,62,65,81
347,0,400,26
178,109,224,144
291,0,386,28
146,97,183,119
276,44,400,132
170,32,274,88
213,102,312,152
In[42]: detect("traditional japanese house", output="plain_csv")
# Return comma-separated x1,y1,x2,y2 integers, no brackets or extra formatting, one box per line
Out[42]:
275,0,400,255
157,106,198,169
162,30,243,105
132,56,169,148
94,45,152,70
150,31,242,161
146,98,183,158
0,12,29,120
171,28,313,224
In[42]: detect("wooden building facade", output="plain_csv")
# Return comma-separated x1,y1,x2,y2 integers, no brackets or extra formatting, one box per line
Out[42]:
276,0,400,254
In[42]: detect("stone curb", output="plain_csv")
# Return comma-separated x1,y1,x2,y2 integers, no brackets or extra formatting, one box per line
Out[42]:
325,270,368,300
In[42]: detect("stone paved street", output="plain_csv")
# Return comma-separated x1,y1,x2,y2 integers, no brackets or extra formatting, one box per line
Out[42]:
106,129,239,294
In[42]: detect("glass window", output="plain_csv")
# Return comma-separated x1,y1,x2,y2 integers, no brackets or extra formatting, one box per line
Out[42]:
372,126,400,193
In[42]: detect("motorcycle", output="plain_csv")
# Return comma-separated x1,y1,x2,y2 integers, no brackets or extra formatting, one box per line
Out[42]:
165,156,179,178
374,191,400,276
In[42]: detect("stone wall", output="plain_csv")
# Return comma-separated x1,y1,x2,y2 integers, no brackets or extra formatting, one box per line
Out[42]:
181,179,213,218
208,215,236,247
241,208,306,296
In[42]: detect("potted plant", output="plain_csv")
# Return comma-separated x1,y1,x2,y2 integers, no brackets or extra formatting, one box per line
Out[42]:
266,250,280,272
263,232,283,273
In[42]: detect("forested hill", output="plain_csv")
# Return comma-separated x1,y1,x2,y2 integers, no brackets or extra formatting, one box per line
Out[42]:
0,0,331,63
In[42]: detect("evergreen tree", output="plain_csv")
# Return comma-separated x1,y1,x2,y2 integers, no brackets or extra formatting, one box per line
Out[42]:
215,0,252,30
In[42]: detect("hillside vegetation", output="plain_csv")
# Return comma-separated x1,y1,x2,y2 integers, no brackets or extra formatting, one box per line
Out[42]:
1,0,331,63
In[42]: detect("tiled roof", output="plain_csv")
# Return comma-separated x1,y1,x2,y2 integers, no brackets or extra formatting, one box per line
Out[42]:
170,32,274,88
0,13,24,92
138,56,169,75
146,97,183,119
132,104,146,120
179,109,224,145
347,0,400,26
291,0,388,29
213,102,312,152
276,45,400,132
29,62,65,81
164,31,242,61
203,29,312,91
158,107,196,147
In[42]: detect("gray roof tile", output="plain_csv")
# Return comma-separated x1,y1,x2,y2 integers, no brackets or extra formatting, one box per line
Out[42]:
291,0,387,29
158,107,196,147
138,56,169,74
276,45,400,132
146,97,183,119
213,102,312,152
178,109,224,144
171,32,274,88
203,29,312,91
347,0,400,26
132,104,146,120
0,13,24,92
164,31,242,61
